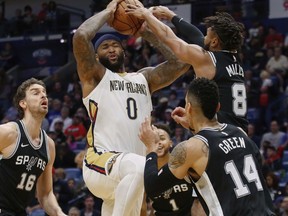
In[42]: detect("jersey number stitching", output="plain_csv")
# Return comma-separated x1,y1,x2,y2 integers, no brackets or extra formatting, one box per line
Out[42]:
17,172,36,191
231,83,247,116
126,97,138,119
224,154,263,198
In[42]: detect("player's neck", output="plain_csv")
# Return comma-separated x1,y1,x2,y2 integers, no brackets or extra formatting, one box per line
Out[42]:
193,118,220,133
157,155,169,169
21,116,42,140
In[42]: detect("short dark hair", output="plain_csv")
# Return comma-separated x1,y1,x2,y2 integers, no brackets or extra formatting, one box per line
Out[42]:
13,78,46,119
186,77,219,120
154,123,172,137
203,12,245,50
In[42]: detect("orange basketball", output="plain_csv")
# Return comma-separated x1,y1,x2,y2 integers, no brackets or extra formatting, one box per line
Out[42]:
111,0,144,35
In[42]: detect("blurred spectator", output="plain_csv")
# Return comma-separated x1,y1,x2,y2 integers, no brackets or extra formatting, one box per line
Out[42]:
149,49,165,66
75,107,90,130
8,8,24,36
171,125,190,146
279,196,288,216
154,97,169,121
80,194,101,216
37,2,48,23
49,81,66,101
49,106,73,132
68,206,81,216
264,26,284,49
66,135,77,151
247,123,261,148
52,118,67,144
266,47,288,75
45,1,58,32
0,42,16,70
261,120,286,151
47,98,62,124
262,145,282,174
265,171,280,202
53,168,75,213
167,90,180,109
22,5,37,35
64,114,87,141
67,73,81,94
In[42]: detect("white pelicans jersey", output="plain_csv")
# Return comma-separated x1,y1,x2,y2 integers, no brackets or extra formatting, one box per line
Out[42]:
83,69,152,156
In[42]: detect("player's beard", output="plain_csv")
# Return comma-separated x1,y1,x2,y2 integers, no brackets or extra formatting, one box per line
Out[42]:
99,52,125,72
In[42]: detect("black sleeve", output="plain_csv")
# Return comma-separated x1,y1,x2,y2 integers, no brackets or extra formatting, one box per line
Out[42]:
144,152,180,198
171,16,204,47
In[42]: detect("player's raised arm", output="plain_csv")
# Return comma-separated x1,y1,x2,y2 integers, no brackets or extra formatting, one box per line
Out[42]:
72,0,120,97
125,3,209,76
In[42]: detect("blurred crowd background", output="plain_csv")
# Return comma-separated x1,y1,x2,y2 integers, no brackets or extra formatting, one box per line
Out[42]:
1,0,288,215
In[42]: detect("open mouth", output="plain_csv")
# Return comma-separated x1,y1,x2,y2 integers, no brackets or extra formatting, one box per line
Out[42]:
41,100,48,107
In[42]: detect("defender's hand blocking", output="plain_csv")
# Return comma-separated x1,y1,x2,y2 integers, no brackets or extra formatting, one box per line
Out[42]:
106,0,122,26
125,2,151,19
149,6,176,21
139,117,159,152
171,107,189,129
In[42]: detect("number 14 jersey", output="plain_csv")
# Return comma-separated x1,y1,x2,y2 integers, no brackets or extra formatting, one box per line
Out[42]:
192,124,275,216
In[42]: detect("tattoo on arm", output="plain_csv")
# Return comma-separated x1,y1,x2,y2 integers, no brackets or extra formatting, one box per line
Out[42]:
169,142,187,169
141,30,176,62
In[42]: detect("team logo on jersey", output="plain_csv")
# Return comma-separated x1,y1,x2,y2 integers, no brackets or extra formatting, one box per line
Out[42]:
26,156,38,171
162,188,173,199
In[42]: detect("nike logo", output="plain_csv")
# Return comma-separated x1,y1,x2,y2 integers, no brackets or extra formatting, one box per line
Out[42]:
146,157,152,162
21,143,29,148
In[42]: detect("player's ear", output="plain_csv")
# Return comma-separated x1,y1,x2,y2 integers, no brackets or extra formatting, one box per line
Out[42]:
95,53,99,61
216,102,221,113
19,100,27,109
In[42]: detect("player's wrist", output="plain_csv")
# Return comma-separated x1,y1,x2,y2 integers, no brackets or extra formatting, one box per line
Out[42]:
167,12,177,21
171,15,183,24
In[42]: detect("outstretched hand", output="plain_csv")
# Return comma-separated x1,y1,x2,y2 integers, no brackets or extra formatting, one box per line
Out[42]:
171,107,190,129
125,1,150,20
106,0,123,26
149,6,176,21
139,117,159,152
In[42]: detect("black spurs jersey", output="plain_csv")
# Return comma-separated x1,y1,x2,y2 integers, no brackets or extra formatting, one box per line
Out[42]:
149,179,194,216
192,124,275,216
0,120,49,214
208,51,248,131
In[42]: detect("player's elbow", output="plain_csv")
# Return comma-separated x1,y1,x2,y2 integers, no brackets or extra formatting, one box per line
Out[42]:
72,28,89,44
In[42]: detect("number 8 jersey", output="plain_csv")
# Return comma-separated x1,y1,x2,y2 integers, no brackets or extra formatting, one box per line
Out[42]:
207,51,248,132
192,124,275,216
83,69,152,156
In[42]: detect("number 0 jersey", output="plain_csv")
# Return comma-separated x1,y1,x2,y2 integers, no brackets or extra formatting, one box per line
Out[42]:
192,124,275,216
83,69,152,156
0,120,49,214
208,51,248,131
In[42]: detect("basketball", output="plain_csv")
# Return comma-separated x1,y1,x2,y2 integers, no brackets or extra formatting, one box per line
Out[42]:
111,0,144,35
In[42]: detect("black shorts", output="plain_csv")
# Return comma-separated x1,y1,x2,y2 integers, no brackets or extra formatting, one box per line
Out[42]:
0,208,26,216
